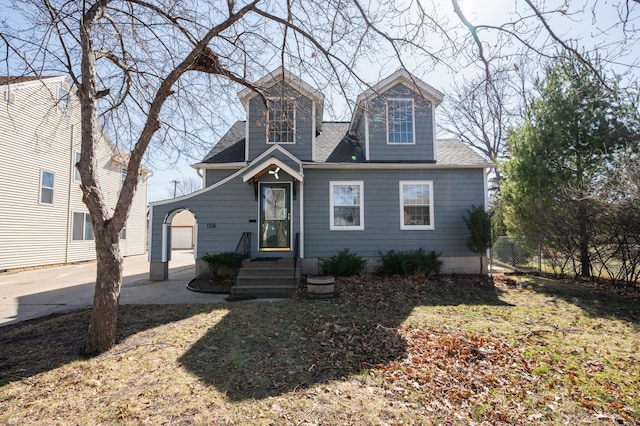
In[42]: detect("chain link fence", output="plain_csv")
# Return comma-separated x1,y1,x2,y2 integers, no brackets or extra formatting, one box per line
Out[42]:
491,236,541,273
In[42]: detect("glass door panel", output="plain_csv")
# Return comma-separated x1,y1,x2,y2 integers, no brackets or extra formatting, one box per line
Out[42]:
259,183,290,250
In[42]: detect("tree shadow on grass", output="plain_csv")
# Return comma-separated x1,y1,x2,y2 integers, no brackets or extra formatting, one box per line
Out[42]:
0,275,510,398
524,275,640,325
178,275,512,401
0,304,218,387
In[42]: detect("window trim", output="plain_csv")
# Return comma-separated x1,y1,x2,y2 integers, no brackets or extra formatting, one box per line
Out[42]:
74,151,81,181
386,98,416,145
399,180,434,230
57,87,71,116
330,180,364,231
266,97,296,144
72,211,94,241
39,170,55,205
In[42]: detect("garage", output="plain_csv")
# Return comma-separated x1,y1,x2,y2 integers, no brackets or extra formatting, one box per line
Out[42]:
171,226,194,249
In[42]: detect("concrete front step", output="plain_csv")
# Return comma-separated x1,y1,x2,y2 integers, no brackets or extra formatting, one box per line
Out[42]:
235,276,298,286
238,267,298,278
242,258,295,267
231,286,297,298
232,258,300,297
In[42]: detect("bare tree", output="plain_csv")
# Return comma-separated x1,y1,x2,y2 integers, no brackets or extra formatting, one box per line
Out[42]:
441,67,524,190
1,0,637,354
447,0,640,90
169,176,202,198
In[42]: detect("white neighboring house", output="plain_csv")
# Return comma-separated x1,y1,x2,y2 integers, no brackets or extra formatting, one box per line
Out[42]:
0,76,150,271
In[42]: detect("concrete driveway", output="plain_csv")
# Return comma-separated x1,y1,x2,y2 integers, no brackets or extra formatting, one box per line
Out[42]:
0,250,228,327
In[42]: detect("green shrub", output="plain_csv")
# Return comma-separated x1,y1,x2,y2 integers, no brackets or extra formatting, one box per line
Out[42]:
378,248,442,276
201,252,241,278
320,248,365,277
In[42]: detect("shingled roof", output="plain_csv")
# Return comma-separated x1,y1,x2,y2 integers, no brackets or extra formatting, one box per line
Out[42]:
201,121,246,163
313,122,351,162
199,121,490,167
435,138,491,167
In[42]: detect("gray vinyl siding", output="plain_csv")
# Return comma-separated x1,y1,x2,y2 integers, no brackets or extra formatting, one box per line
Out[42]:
242,149,302,177
303,168,484,258
247,82,314,161
205,169,240,187
365,83,435,162
150,172,302,262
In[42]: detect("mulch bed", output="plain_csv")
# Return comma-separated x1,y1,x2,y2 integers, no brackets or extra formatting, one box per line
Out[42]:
186,276,234,293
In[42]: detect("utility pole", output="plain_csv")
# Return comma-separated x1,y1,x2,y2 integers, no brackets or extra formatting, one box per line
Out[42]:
172,179,180,198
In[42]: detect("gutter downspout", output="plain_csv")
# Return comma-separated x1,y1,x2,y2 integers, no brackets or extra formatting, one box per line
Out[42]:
299,180,304,259
64,124,74,263
196,167,205,187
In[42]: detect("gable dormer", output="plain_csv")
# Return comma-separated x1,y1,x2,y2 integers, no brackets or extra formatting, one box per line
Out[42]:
238,68,324,162
349,69,444,162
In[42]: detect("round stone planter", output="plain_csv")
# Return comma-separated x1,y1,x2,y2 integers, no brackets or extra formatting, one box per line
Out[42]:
306,276,335,298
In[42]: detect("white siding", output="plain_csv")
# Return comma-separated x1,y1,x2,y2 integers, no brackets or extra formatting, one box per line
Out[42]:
0,77,148,271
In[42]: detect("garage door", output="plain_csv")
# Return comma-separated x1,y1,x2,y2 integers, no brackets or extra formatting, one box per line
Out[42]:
171,227,193,249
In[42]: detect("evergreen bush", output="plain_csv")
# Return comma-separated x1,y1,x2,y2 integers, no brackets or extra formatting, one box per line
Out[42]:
378,248,442,276
320,248,365,277
201,252,241,278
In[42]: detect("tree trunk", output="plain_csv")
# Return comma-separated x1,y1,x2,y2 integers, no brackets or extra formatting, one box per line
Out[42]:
84,231,123,355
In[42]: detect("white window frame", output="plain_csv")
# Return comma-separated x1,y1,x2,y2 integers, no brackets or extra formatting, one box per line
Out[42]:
386,98,415,145
57,87,71,115
40,170,55,204
3,90,15,104
72,211,94,241
330,181,364,231
399,180,434,230
266,98,296,144
74,151,81,181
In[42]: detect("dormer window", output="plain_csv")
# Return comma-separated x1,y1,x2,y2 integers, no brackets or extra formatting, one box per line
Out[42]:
386,99,414,144
267,98,295,143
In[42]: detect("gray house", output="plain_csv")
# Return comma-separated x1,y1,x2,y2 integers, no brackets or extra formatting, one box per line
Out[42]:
148,68,491,292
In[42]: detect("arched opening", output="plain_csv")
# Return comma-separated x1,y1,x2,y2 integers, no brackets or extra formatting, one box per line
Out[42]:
171,210,196,251
161,208,198,274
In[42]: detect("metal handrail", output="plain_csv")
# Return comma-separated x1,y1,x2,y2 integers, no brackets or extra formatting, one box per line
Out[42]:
293,232,300,287
233,232,251,283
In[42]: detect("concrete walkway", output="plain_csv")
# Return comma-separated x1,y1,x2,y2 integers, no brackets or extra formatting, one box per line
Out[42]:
0,250,229,327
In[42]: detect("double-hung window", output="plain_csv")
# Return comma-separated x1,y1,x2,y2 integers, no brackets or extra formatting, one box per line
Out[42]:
330,181,364,230
72,212,94,241
40,171,54,204
267,98,295,143
387,99,415,144
400,181,434,230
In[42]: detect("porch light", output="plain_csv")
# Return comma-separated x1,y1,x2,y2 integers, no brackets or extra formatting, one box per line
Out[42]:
269,166,281,180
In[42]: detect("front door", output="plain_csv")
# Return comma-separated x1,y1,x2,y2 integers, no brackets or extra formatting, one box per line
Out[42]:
259,183,291,251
